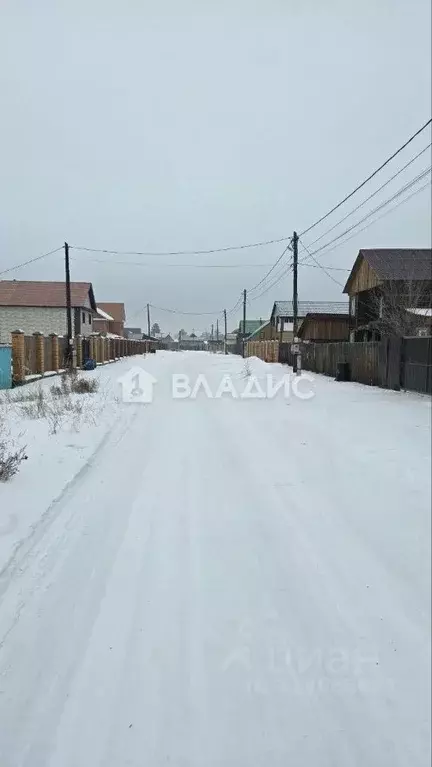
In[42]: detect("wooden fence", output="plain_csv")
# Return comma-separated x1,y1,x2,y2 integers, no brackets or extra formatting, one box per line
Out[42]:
245,340,279,363
11,331,153,386
278,337,432,395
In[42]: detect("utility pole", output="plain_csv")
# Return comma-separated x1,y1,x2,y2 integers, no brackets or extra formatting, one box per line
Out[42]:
242,288,247,358
292,231,300,374
64,242,73,368
147,303,151,337
224,309,227,354
211,323,214,341
216,319,219,344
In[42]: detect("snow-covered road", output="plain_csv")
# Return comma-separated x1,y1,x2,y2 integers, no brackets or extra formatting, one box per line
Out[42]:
0,352,430,766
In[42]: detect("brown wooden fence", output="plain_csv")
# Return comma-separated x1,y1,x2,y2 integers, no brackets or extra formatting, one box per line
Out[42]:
279,337,432,394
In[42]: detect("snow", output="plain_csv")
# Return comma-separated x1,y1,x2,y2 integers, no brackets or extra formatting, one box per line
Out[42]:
95,307,115,321
0,352,430,766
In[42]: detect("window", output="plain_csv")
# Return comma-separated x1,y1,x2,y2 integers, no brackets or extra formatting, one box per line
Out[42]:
82,312,86,324
350,295,357,317
88,313,92,325
379,296,384,318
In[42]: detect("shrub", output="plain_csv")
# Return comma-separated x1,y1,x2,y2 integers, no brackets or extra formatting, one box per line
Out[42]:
0,421,27,481
70,377,99,394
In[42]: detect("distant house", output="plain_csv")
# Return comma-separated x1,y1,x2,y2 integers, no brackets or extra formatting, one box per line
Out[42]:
96,302,126,337
0,280,96,344
343,249,432,340
297,313,350,342
270,301,349,342
93,306,115,335
238,319,264,336
124,327,143,340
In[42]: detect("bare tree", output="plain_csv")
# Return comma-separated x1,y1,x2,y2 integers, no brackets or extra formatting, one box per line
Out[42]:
369,279,431,336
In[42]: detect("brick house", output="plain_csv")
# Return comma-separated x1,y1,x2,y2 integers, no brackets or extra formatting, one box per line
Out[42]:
93,306,115,335
95,302,126,337
0,280,97,344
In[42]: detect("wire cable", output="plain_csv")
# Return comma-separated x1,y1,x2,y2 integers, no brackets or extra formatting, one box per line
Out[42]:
299,118,431,237
300,166,431,263
303,143,431,250
299,238,345,287
0,246,63,276
299,180,431,264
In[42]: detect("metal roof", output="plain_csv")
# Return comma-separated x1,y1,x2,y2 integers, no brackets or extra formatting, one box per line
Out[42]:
343,249,432,292
271,300,349,318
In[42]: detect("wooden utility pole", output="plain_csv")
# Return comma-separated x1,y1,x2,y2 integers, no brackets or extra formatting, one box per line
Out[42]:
211,323,214,341
216,319,219,344
224,309,227,354
147,303,151,337
64,242,73,367
292,231,301,374
242,288,247,357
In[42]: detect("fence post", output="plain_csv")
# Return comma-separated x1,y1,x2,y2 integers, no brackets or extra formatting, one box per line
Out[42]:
399,336,406,390
11,330,25,385
33,331,45,375
49,333,60,372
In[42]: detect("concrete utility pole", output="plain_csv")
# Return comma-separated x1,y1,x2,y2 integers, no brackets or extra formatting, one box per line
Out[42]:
224,309,227,355
292,231,301,374
147,303,151,337
64,242,73,368
242,288,247,357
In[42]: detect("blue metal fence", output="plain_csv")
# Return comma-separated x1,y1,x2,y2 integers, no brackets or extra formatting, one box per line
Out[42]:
0,346,12,389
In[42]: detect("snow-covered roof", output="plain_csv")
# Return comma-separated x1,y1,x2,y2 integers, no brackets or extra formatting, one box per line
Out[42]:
272,301,349,318
95,307,115,321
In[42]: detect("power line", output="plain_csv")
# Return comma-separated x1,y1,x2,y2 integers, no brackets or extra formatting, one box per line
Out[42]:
303,143,431,250
299,117,432,237
69,236,291,258
300,166,431,263
74,256,279,269
299,238,344,287
299,179,431,264
247,242,292,294
149,303,225,317
0,246,63,276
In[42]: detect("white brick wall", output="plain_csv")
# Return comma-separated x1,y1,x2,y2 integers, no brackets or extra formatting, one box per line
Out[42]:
0,307,93,343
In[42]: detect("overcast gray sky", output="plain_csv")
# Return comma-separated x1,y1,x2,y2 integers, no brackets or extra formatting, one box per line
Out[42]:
1,0,431,333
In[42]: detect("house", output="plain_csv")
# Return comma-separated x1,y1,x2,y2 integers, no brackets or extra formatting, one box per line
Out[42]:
343,249,432,340
270,301,349,342
0,280,96,344
124,327,143,340
93,306,115,334
96,302,126,337
297,313,351,342
238,319,264,336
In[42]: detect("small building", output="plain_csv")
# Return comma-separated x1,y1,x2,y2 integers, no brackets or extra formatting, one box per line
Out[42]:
297,313,351,342
93,306,115,334
124,327,143,340
343,249,432,340
0,280,96,343
238,319,264,336
96,302,126,337
270,301,349,342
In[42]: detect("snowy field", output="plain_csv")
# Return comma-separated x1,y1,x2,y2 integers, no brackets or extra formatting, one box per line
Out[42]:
0,351,430,766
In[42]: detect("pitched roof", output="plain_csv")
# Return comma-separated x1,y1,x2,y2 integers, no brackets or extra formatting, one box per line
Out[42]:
271,300,349,318
95,306,115,321
0,280,96,309
343,249,432,293
98,302,125,322
238,319,264,334
246,320,270,339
